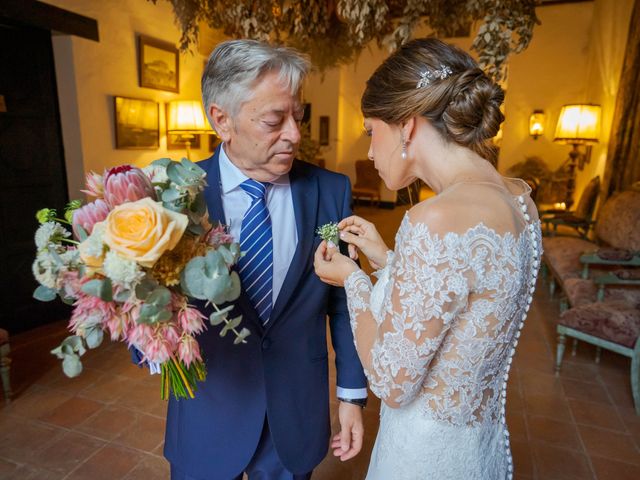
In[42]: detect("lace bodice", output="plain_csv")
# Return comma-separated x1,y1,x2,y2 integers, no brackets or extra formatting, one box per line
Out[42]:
345,191,542,431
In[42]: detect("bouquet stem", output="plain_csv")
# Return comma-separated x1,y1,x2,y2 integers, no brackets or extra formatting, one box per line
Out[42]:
161,357,206,400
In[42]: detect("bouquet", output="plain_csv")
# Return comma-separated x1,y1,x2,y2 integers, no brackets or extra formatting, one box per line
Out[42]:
32,158,250,399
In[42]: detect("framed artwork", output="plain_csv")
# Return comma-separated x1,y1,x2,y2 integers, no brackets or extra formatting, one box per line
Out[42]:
209,134,222,152
138,35,179,93
114,96,159,149
302,103,312,125
319,115,330,146
167,133,201,150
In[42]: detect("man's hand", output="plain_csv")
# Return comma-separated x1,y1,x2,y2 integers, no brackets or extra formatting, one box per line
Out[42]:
332,401,364,461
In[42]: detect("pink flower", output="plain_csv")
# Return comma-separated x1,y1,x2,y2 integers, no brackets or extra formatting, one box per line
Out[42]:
105,310,132,341
81,171,105,199
103,165,156,208
178,306,206,335
206,224,235,247
58,270,82,299
142,334,173,364
126,322,153,350
69,293,118,336
178,334,202,367
72,199,110,239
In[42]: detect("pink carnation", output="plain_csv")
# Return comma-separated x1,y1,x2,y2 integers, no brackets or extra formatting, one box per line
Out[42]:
103,165,156,208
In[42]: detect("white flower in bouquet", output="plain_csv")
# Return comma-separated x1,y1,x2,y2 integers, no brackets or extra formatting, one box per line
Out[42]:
103,250,145,290
35,221,70,250
32,251,60,289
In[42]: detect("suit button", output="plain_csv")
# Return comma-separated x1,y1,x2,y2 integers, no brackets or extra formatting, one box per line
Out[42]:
262,338,272,350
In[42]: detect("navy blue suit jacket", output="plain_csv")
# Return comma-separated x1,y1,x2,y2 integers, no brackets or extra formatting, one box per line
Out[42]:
163,148,367,478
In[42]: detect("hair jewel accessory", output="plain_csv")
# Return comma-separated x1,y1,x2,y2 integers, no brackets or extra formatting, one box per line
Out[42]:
416,65,453,89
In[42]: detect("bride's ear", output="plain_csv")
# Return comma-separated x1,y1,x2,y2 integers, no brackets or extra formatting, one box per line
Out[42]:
401,117,417,144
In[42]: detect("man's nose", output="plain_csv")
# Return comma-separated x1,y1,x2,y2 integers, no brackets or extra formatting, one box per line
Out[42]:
282,116,301,144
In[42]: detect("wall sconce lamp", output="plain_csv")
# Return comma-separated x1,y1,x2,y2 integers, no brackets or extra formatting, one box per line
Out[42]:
529,110,545,139
553,103,601,208
166,100,213,160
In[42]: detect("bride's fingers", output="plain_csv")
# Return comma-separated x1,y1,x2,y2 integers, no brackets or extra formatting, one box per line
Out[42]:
338,215,370,230
348,243,358,260
339,230,366,249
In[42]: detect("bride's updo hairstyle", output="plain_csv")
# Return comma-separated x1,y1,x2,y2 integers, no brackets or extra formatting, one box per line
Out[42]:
361,38,504,164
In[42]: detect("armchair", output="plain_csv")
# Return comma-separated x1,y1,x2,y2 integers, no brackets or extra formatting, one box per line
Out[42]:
542,175,600,239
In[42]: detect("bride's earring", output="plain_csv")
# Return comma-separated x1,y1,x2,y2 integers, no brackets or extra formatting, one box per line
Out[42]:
401,138,408,160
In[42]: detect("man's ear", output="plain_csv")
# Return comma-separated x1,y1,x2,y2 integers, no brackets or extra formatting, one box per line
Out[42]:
208,104,232,143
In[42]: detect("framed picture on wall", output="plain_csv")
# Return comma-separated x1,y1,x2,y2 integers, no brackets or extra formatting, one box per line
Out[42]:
138,35,179,93
114,96,159,149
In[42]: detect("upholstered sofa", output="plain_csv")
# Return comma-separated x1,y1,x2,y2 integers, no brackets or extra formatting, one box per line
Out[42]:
545,188,640,413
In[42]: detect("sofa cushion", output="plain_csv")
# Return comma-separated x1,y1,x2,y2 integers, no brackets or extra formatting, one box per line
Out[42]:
563,277,640,308
595,189,640,250
560,301,640,348
543,237,597,282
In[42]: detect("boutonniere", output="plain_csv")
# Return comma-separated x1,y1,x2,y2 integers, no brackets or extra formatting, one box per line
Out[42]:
316,222,340,246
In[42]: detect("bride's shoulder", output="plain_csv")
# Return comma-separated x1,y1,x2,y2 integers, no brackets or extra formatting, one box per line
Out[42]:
407,193,479,237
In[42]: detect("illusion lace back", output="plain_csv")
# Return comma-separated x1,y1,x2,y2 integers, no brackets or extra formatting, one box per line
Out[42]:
345,180,542,480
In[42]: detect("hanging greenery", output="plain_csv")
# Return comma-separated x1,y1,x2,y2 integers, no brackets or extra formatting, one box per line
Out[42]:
150,0,539,82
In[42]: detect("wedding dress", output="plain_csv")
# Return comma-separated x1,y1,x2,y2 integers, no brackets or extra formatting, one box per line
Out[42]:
344,179,542,480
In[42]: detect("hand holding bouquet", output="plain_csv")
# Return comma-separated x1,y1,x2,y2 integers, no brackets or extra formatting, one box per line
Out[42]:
32,158,249,399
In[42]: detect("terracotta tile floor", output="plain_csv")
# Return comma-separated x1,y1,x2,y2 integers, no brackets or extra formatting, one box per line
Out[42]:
1,205,640,479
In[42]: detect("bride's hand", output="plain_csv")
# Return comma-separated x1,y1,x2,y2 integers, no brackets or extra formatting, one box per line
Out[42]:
314,241,359,287
338,215,389,270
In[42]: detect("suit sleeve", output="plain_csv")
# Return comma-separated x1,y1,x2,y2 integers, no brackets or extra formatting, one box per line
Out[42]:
328,176,368,394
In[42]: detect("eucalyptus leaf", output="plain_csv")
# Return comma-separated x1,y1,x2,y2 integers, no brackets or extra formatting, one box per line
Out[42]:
135,278,158,301
162,187,183,203
151,158,172,168
147,286,171,308
75,224,88,242
209,305,234,326
85,326,104,349
33,285,57,302
114,289,132,303
62,354,83,377
81,278,113,302
233,326,251,344
219,316,242,337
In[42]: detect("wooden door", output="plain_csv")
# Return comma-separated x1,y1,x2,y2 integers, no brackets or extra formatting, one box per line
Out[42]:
0,23,71,334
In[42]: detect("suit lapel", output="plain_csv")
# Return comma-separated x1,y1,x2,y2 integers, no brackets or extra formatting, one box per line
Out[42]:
267,162,318,330
202,148,265,334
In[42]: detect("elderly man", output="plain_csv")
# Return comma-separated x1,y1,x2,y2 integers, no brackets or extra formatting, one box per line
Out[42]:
164,40,368,480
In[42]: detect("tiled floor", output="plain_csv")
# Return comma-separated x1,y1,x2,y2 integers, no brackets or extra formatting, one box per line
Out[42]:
1,205,640,479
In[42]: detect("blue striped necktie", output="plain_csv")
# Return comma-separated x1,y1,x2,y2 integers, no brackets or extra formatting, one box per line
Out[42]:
238,179,273,324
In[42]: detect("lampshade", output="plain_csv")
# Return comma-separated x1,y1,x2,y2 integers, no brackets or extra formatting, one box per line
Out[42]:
166,100,212,134
553,104,601,144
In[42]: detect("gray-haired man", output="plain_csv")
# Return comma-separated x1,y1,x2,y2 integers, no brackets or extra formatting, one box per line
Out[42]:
163,39,368,480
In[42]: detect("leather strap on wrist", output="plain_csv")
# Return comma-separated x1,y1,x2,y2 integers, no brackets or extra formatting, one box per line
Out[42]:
338,396,367,409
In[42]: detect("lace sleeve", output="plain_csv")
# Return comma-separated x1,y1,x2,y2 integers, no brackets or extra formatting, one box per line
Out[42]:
344,220,472,408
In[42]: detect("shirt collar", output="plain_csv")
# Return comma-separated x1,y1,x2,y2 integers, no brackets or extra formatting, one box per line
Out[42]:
219,143,290,194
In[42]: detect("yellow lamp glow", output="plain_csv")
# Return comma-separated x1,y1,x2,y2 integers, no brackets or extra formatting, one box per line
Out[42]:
553,104,601,144
553,103,601,209
529,110,545,139
166,100,213,159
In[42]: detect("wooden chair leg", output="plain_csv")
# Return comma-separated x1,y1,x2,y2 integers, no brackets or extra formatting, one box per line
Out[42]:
0,343,11,403
541,263,548,282
595,347,602,364
549,278,556,297
556,331,566,375
571,339,578,356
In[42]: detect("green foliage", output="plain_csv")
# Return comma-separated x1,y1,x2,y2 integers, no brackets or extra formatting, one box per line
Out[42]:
316,222,340,245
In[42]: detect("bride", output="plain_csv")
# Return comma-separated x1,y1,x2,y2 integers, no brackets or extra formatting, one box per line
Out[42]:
314,38,541,480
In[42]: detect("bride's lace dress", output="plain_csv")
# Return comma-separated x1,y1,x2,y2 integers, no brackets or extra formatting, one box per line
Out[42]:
344,180,542,480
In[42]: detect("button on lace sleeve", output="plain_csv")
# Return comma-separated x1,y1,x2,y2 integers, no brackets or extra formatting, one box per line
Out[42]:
344,217,472,408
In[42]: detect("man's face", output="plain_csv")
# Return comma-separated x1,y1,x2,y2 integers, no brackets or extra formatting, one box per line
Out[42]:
213,71,304,182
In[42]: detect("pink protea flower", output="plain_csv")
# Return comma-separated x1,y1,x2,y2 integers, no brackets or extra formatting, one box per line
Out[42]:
206,224,235,247
142,334,173,364
81,171,105,199
69,293,118,336
178,334,202,367
72,199,110,239
178,306,207,335
126,322,154,350
105,311,132,341
103,165,156,208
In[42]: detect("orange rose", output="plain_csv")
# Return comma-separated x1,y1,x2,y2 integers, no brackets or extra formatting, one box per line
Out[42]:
103,197,188,268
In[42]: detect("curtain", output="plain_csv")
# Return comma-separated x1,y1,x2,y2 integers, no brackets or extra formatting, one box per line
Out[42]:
603,0,640,196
